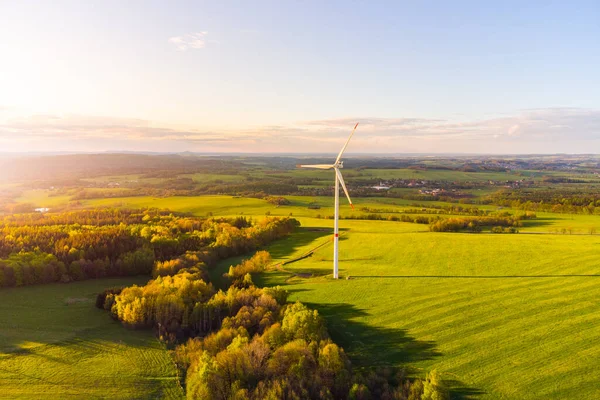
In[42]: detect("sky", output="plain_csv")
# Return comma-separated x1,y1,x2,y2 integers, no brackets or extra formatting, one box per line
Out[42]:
0,0,599,154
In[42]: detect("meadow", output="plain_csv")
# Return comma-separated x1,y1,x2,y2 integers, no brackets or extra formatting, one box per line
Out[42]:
6,163,600,398
183,197,600,399
247,218,600,399
0,277,183,399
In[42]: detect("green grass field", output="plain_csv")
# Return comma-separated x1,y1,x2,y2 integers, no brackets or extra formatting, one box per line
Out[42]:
16,189,72,209
79,194,600,234
207,213,600,399
0,277,183,399
217,218,600,399
7,191,600,398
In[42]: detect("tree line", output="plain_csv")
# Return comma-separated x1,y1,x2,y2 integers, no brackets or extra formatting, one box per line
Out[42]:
0,209,299,288
486,189,600,214
313,210,536,233
98,251,450,400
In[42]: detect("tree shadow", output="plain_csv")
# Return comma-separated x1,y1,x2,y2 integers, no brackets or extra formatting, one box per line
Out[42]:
302,302,439,366
211,225,333,288
266,226,332,260
299,301,484,398
3,346,68,365
445,380,487,400
521,217,557,228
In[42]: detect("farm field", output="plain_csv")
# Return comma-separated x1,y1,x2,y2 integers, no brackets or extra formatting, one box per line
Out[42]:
237,218,600,399
0,277,183,400
15,189,73,208
15,188,600,235
78,195,600,234
196,203,600,399
6,191,600,399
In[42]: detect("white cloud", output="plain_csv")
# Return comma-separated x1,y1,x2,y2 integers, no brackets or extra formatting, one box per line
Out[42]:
507,124,520,136
168,32,209,51
1,108,599,153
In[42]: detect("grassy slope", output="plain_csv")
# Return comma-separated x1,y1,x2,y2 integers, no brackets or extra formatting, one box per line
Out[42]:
271,221,600,399
209,215,600,400
0,277,183,400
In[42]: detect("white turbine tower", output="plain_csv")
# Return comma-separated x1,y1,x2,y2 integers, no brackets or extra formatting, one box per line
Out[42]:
298,123,358,279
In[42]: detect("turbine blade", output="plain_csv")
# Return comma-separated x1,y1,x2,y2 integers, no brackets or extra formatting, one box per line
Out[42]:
335,122,359,164
297,164,334,169
335,168,354,209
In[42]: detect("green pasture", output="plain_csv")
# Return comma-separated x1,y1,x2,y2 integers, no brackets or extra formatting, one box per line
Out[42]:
80,195,600,234
220,217,600,399
0,277,182,399
4,191,600,399
16,190,72,208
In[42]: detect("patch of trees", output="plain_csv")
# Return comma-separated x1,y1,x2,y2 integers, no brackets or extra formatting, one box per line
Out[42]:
491,226,519,234
429,215,527,233
224,251,272,288
0,251,67,287
360,204,494,216
541,177,588,184
153,251,211,280
0,209,299,288
315,210,535,232
402,205,491,216
264,196,291,206
0,209,170,227
95,286,125,309
99,252,450,399
488,189,600,214
331,213,437,225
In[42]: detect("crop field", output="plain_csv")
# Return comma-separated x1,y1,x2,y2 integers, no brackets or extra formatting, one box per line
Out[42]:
0,278,183,399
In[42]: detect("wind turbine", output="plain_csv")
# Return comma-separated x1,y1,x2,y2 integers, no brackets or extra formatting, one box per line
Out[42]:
298,123,358,279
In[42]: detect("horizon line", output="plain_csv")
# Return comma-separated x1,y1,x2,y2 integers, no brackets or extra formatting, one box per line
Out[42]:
1,151,600,158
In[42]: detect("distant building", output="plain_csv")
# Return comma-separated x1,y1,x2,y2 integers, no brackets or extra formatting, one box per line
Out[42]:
371,182,391,190
35,208,50,213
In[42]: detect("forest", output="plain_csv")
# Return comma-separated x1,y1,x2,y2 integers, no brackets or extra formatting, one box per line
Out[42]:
0,209,298,288
98,251,450,400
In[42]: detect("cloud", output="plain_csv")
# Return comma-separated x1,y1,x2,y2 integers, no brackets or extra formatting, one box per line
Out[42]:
296,108,600,142
0,114,254,146
1,108,599,153
168,32,209,51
